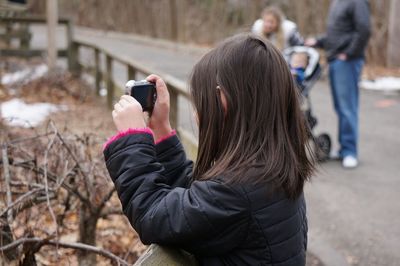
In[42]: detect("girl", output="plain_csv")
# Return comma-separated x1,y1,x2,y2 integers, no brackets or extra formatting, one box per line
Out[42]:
252,6,304,50
104,34,314,265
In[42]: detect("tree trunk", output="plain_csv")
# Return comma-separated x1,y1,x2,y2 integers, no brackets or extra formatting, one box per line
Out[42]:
169,0,178,41
387,0,400,67
78,204,99,266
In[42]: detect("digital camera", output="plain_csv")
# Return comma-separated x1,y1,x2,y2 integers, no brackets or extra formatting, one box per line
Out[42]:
125,80,157,112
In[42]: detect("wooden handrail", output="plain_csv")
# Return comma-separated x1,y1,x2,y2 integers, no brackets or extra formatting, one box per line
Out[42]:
73,39,190,98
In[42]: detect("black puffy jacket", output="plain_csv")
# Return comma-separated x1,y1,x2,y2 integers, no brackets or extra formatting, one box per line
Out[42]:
104,132,308,266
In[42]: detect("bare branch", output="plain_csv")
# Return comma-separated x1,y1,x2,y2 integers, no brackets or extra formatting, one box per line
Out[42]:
6,132,55,146
0,237,130,265
97,187,116,212
43,122,59,246
56,132,91,184
12,193,57,216
0,187,44,217
12,160,90,207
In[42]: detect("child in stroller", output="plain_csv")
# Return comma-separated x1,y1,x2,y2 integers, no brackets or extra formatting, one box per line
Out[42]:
284,46,331,160
290,51,308,85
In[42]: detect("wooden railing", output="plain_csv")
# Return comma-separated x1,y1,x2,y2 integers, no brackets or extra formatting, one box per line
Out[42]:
0,16,77,73
0,15,198,160
71,38,198,159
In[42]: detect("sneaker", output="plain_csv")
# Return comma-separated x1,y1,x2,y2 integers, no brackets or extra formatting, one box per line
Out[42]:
342,156,358,169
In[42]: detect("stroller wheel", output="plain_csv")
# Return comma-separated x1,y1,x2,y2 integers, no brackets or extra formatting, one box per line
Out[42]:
315,133,331,161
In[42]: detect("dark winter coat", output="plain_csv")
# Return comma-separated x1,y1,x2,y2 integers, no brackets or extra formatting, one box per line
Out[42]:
317,0,371,61
104,132,308,265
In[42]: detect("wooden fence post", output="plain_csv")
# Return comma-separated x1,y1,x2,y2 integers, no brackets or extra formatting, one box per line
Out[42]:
127,65,136,94
169,87,178,129
106,55,114,108
66,19,77,73
5,22,12,47
127,65,136,81
19,22,30,50
46,0,58,70
68,41,80,76
95,48,101,95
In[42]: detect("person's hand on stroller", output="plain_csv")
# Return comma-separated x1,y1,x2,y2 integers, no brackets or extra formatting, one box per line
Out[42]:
337,53,348,61
305,38,317,47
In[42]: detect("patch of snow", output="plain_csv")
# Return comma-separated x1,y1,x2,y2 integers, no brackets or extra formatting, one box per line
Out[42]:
360,77,400,91
100,87,107,96
1,98,66,128
1,64,48,85
82,73,95,85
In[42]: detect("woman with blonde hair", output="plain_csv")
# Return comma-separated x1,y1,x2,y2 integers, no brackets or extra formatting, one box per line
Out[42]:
252,6,303,50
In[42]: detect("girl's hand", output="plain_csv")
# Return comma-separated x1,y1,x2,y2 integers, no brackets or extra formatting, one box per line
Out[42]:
146,74,173,142
112,95,146,131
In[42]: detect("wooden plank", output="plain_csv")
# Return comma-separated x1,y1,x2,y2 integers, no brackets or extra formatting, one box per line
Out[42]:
0,49,67,57
106,55,114,108
66,20,76,73
0,29,29,39
169,88,178,129
19,22,30,50
0,15,69,24
94,48,101,96
133,244,198,266
4,21,11,46
46,0,58,70
127,65,136,81
0,2,27,13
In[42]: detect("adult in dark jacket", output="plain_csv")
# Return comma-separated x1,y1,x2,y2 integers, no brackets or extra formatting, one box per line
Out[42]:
104,34,314,265
306,0,371,168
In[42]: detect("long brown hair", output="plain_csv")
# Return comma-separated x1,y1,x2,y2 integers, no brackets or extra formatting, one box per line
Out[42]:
190,34,314,200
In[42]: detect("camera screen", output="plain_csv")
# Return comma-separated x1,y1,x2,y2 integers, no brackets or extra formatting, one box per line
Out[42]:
131,84,156,111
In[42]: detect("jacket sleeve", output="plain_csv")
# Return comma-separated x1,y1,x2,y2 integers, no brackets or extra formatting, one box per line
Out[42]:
104,133,249,255
155,134,193,188
251,19,264,36
288,27,304,47
315,35,327,49
343,0,371,57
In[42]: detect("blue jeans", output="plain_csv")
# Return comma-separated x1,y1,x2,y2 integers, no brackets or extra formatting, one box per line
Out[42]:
329,58,364,158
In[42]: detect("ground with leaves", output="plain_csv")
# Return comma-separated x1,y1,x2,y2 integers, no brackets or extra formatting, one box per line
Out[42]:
1,59,146,265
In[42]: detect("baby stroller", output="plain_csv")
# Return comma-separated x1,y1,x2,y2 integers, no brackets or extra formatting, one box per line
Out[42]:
283,46,331,161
